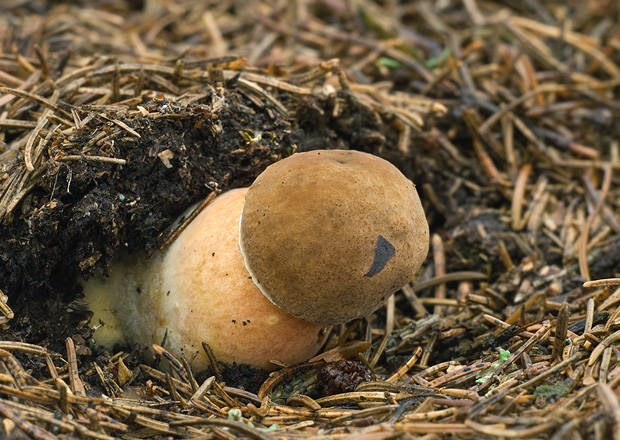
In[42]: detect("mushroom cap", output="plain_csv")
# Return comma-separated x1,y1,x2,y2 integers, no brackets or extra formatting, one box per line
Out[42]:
239,150,429,325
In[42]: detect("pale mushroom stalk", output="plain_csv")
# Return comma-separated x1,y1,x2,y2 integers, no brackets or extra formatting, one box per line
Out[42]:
83,188,324,371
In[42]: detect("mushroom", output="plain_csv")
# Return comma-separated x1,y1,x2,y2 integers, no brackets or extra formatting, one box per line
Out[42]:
85,149,428,370
83,188,324,371
240,149,429,325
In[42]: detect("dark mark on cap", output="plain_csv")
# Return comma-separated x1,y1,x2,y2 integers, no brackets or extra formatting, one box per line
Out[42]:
364,235,395,277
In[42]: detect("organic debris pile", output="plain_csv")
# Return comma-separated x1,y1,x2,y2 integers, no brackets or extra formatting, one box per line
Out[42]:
1,0,620,438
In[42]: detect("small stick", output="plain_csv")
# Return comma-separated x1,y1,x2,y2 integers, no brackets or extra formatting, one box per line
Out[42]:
0,401,57,440
160,192,217,251
55,154,127,165
551,303,570,361
427,361,492,388
511,164,531,230
584,278,620,288
180,355,199,392
190,376,215,405
24,90,57,171
402,283,429,317
97,112,141,137
369,295,395,367
432,234,446,315
387,346,423,382
0,86,72,118
201,342,223,383
152,344,191,385
65,337,86,397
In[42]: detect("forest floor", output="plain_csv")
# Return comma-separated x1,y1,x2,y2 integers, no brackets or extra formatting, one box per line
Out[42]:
1,0,620,438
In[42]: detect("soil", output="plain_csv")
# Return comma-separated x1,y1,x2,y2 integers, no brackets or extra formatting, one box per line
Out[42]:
1,82,387,353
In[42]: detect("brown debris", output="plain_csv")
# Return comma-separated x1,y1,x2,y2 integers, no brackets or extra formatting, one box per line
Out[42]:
1,0,620,438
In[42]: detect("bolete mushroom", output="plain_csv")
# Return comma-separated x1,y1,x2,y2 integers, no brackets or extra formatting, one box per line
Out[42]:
240,149,429,325
83,188,324,371
85,149,428,370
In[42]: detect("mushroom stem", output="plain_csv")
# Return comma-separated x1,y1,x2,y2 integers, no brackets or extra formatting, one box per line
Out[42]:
83,188,324,371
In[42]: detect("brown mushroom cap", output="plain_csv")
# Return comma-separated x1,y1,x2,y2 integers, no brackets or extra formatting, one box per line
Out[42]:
239,150,429,325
